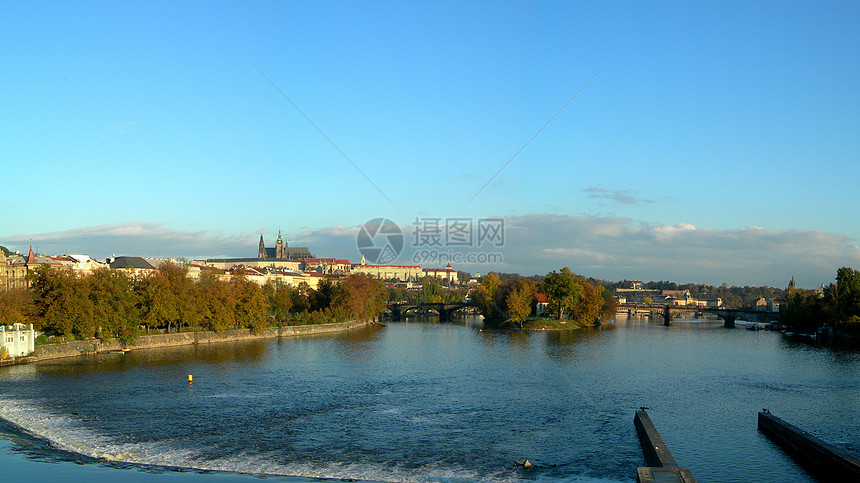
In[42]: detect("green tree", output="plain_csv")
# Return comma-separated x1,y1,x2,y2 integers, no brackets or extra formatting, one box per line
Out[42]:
835,267,860,322
160,263,199,331
418,276,443,303
88,269,139,343
29,266,95,338
541,267,580,320
457,271,471,285
310,278,335,312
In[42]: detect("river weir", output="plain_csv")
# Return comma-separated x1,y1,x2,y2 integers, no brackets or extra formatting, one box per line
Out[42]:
0,315,857,482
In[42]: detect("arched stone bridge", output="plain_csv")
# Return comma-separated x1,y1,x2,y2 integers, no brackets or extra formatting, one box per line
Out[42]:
618,304,782,328
387,302,474,322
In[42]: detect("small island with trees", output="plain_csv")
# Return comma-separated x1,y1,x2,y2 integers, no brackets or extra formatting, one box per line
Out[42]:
471,267,616,330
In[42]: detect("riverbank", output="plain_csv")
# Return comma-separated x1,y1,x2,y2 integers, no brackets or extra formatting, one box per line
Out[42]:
2,319,374,365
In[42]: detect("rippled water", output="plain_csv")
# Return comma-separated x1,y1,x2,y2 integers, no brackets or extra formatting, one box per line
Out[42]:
1,316,858,482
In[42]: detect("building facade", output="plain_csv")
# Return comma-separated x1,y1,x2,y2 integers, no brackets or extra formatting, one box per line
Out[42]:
2,248,64,289
0,323,35,359
423,263,458,283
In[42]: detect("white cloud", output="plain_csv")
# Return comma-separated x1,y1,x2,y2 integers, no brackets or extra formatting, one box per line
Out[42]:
3,215,859,288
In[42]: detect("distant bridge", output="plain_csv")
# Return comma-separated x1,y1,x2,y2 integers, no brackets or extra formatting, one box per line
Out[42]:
386,302,474,322
618,304,782,328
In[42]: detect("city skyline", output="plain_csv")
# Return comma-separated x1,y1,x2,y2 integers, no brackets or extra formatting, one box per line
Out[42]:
2,2,858,288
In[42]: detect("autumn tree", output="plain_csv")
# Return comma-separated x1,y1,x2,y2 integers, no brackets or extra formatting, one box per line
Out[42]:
0,289,33,326
290,282,312,314
471,272,501,320
229,271,267,333
503,278,536,327
263,279,292,324
136,269,179,333
29,266,95,338
331,274,389,320
197,270,236,332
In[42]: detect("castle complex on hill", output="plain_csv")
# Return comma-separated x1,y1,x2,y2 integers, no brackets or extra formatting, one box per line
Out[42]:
257,231,311,260
200,231,313,270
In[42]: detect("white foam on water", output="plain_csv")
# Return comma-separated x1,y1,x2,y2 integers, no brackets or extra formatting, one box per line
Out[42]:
0,395,626,482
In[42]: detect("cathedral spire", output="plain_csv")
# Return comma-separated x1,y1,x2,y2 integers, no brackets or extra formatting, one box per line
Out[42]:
275,230,285,259
258,234,266,259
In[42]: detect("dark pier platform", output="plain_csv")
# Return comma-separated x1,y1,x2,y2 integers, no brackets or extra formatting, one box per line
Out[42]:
634,410,695,482
758,410,860,481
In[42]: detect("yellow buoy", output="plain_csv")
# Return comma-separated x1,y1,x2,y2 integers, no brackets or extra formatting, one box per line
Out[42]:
188,374,193,384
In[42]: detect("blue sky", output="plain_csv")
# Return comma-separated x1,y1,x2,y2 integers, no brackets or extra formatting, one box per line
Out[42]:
2,1,858,288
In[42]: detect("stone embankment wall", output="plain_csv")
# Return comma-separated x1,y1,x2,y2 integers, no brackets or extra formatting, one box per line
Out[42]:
23,319,372,363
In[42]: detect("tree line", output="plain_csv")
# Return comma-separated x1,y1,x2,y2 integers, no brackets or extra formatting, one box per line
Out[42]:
782,267,860,337
0,264,389,343
471,267,616,328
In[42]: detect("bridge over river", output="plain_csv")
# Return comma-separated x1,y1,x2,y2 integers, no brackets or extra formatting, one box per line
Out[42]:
386,302,475,322
618,303,782,328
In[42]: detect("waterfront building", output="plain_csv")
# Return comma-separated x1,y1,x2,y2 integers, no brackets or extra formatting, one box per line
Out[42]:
423,263,458,284
0,323,35,359
535,293,549,316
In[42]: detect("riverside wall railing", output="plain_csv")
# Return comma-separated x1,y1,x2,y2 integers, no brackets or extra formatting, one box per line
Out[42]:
13,319,374,363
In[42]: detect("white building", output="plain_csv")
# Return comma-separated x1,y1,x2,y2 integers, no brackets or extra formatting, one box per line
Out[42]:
0,323,35,359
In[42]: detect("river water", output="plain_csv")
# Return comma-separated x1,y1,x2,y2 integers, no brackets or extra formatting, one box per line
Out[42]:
0,315,857,482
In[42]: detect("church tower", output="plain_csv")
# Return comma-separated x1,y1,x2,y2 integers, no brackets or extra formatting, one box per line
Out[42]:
258,235,267,259
275,230,285,259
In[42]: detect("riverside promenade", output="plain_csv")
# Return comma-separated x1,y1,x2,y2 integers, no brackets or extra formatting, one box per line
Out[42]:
9,319,374,364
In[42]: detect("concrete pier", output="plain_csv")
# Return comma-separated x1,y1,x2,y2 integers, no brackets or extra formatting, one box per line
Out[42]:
634,410,695,482
758,410,860,481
